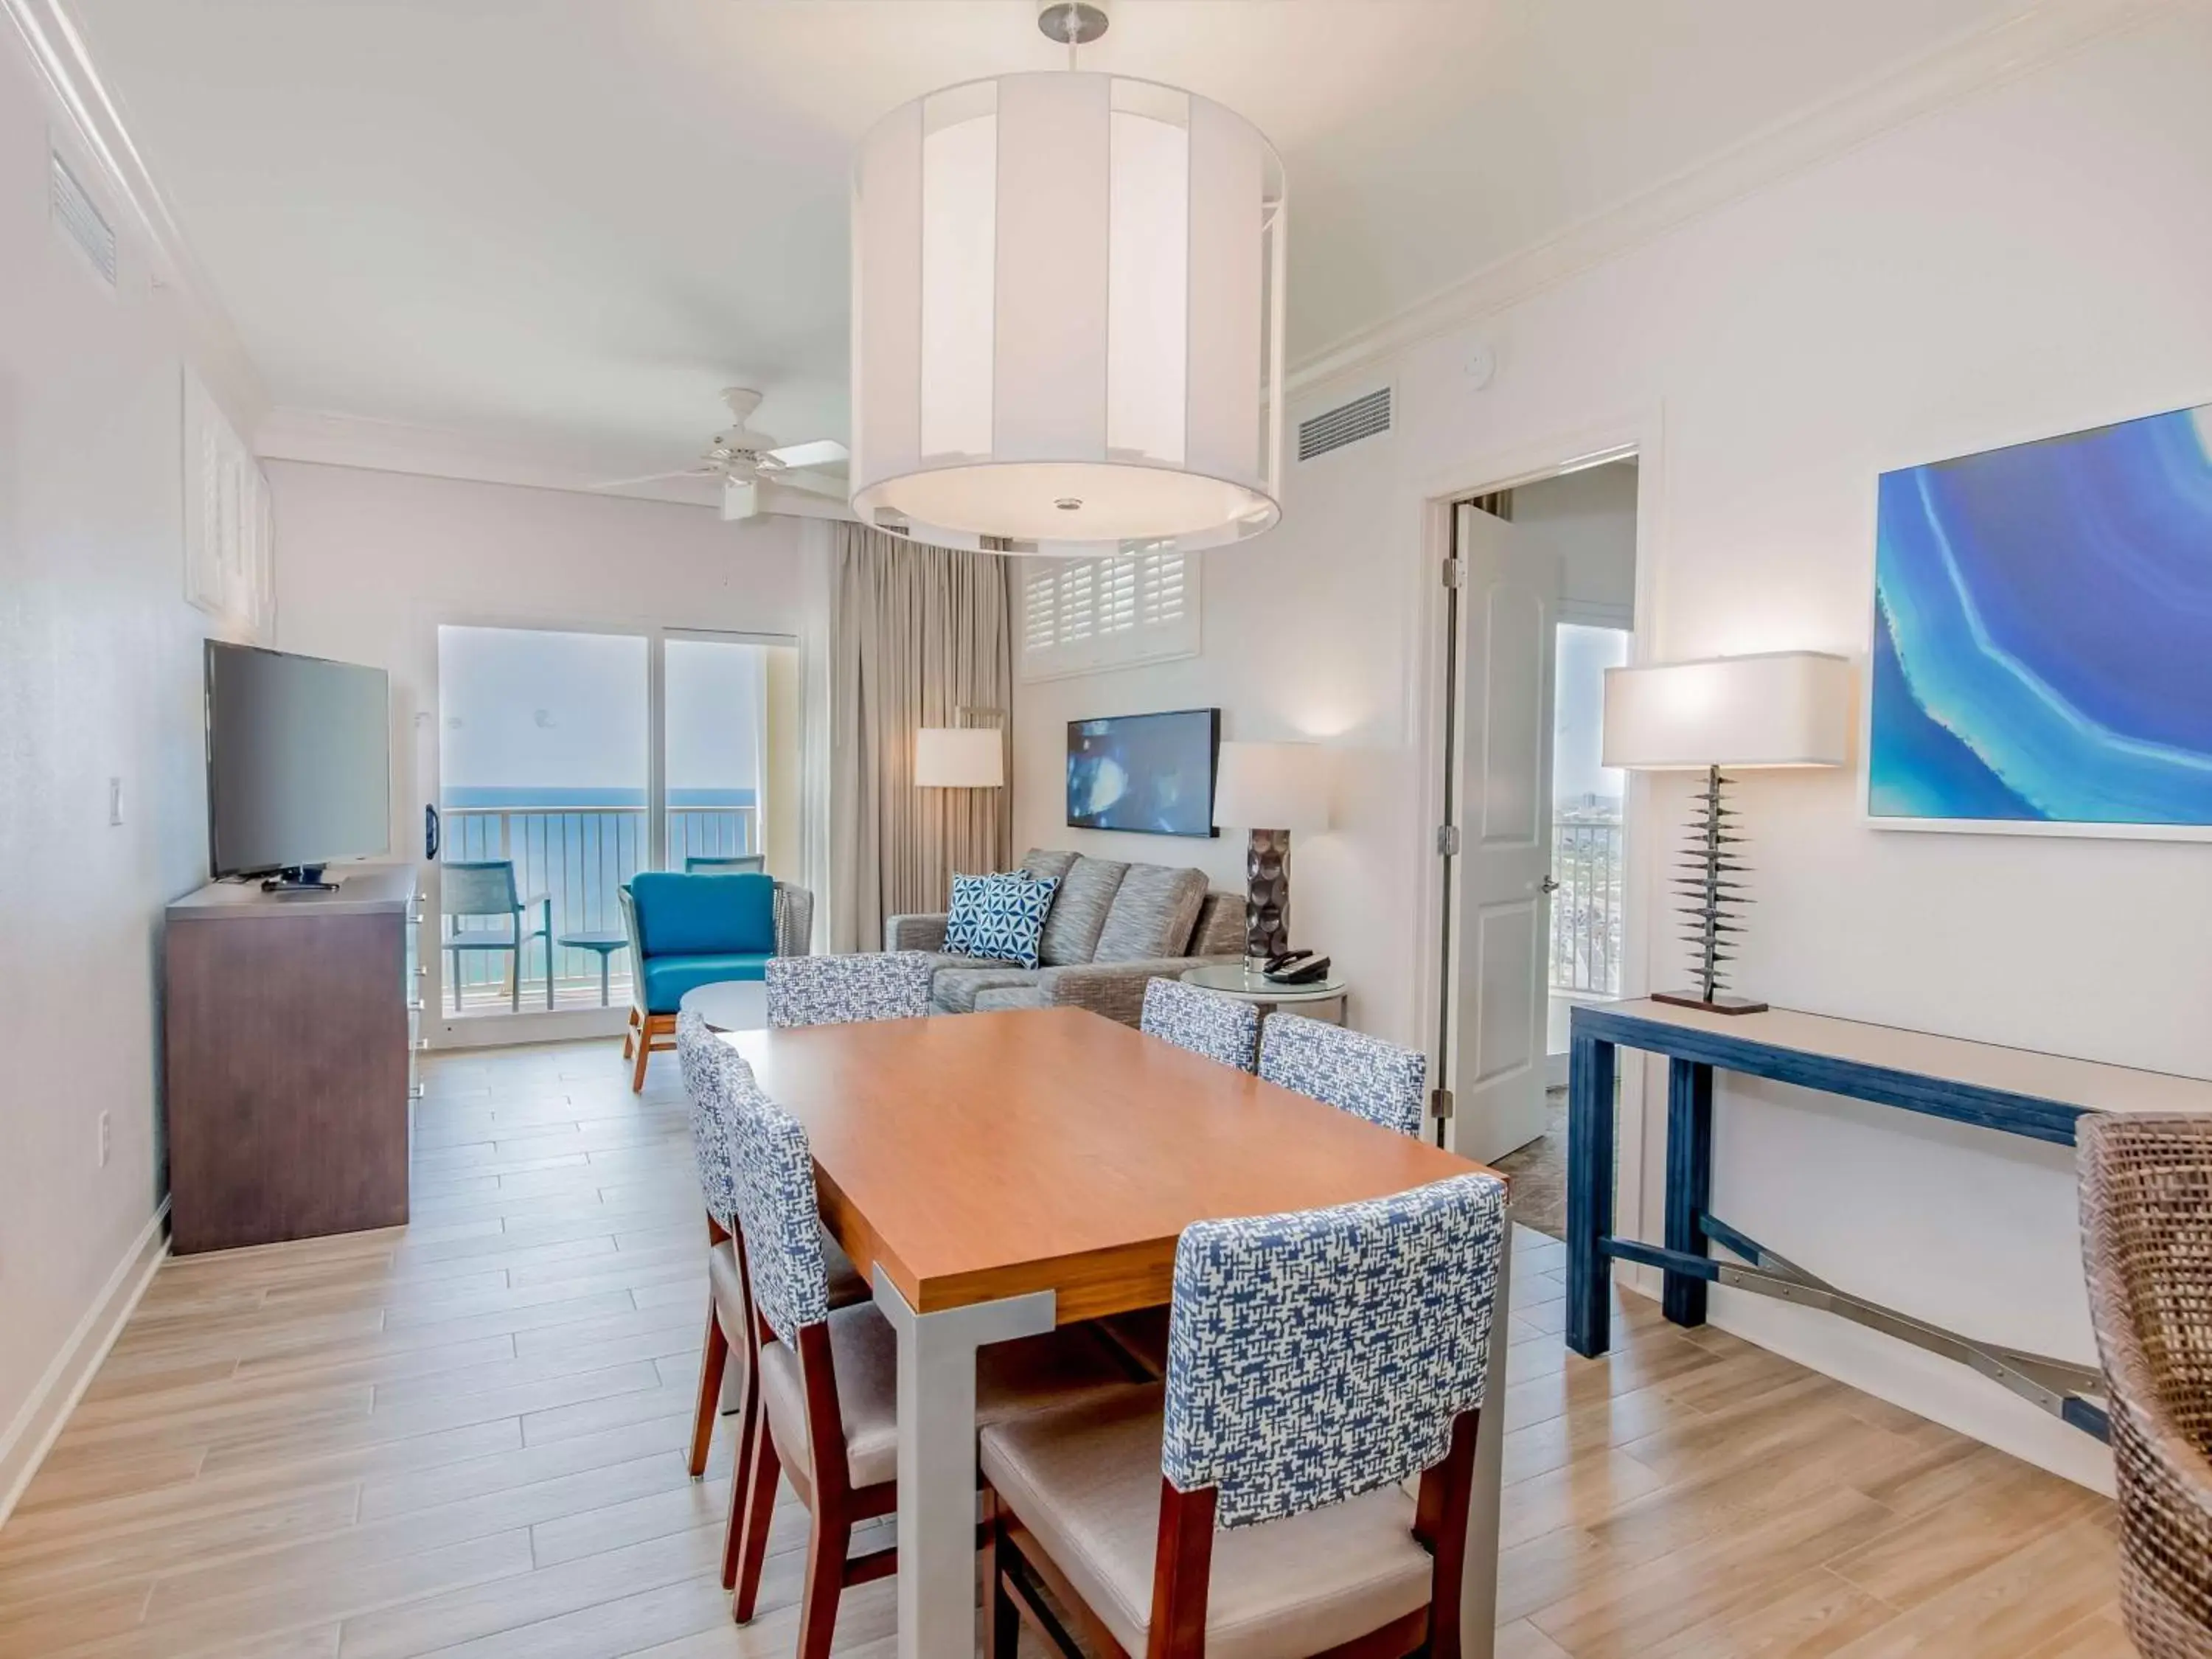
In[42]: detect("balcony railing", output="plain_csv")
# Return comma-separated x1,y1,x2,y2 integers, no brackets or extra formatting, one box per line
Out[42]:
1551,815,1624,997
439,803,758,1012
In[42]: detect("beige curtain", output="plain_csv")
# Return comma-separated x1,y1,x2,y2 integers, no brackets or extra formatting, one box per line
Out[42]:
827,524,1014,952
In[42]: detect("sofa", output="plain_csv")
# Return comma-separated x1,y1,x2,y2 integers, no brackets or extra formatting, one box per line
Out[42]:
886,849,1242,1027
620,873,813,1089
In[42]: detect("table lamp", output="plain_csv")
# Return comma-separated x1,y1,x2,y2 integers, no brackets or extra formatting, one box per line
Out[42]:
1601,651,1851,1014
1211,741,1332,966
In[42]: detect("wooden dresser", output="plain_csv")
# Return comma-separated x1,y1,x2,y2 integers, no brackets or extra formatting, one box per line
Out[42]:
164,866,423,1254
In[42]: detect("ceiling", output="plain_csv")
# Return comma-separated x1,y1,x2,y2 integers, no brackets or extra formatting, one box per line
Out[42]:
72,0,2040,483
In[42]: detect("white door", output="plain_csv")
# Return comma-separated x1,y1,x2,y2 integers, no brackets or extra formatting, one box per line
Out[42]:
1445,502,1560,1164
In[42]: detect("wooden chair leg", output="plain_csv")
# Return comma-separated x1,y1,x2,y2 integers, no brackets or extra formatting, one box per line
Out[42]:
796,1510,850,1659
689,1304,728,1478
720,1366,763,1590
983,1488,1019,1659
630,1018,654,1092
731,1418,782,1622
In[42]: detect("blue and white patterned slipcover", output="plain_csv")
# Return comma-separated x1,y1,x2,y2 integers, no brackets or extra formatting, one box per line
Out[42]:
726,1071,832,1346
1141,978,1260,1072
766,950,933,1029
675,1009,745,1230
1161,1173,1506,1528
942,872,1060,970
1259,1013,1427,1138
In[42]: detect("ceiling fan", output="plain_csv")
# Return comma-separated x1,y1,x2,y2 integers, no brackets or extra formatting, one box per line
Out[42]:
588,388,849,520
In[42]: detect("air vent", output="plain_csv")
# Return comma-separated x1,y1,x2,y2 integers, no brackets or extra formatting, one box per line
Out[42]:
1297,386,1391,462
50,152,116,287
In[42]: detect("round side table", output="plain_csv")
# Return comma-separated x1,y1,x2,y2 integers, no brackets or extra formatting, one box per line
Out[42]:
678,978,767,1034
1178,963,1348,1026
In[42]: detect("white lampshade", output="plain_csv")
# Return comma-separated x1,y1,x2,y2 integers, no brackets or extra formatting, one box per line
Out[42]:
914,726,1005,789
851,72,1286,558
1602,652,1853,771
1213,742,1332,831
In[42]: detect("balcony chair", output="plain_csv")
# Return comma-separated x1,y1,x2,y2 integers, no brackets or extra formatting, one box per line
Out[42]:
1139,978,1260,1071
979,1171,1506,1659
622,872,812,1091
688,853,767,874
439,860,552,1012
765,952,933,1029
720,1068,1130,1650
1258,1013,1429,1138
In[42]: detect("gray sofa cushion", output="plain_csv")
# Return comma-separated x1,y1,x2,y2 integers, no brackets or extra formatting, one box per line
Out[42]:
1192,890,1245,957
1023,848,1078,885
931,965,1044,1014
1037,855,1127,967
1092,865,1208,963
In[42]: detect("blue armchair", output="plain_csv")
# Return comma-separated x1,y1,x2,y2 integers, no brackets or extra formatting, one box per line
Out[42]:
621,873,812,1089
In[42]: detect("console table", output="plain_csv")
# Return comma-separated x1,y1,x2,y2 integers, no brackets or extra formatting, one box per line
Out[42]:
1568,998,2212,1441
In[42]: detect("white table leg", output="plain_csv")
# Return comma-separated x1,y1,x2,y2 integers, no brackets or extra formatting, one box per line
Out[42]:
875,1270,1057,1659
1460,1222,1513,1655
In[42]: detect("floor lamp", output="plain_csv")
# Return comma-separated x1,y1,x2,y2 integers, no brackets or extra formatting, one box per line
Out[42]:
1211,741,1332,967
914,722,1006,908
1601,651,1851,1014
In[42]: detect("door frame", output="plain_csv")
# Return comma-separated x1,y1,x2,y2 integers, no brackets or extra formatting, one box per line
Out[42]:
419,609,811,1050
1404,407,1666,1270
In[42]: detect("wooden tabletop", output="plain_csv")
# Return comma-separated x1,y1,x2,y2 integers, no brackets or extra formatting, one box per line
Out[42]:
725,1006,1493,1321
1585,998,2212,1118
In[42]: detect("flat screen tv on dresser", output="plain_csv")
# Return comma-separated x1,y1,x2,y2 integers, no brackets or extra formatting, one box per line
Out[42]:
1066,708,1220,838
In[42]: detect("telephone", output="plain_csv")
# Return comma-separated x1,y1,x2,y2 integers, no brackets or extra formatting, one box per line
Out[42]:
1262,949,1332,986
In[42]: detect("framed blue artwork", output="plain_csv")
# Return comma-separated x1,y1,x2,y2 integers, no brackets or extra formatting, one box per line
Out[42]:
1868,401,2212,839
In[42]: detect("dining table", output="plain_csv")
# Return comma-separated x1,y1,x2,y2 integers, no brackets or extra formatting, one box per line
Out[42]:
725,1004,1513,1659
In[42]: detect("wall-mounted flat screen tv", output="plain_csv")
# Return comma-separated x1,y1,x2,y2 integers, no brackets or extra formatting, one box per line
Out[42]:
1066,708,1220,838
206,641,391,879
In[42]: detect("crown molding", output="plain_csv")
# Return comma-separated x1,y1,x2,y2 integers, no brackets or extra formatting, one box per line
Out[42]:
4,0,267,421
255,406,860,521
1285,0,2180,402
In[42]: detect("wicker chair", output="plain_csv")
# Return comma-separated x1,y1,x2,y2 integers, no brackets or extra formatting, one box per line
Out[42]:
2079,1113,2212,1658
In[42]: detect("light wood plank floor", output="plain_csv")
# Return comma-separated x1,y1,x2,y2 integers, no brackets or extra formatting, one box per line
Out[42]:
0,1038,2128,1659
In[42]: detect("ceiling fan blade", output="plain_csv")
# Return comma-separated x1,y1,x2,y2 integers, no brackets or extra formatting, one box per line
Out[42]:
761,439,849,471
587,467,717,491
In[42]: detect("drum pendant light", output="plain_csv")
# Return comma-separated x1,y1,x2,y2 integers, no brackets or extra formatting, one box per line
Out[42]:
849,6,1286,557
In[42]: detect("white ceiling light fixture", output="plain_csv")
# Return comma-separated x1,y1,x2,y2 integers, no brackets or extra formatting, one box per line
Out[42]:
849,1,1287,559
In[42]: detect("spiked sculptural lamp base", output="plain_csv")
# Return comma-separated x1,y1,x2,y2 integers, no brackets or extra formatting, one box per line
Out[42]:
1658,763,1768,1015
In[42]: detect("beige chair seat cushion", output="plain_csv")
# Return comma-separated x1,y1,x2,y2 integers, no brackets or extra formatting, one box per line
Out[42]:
708,1234,868,1340
758,1303,1132,1491
979,1385,1435,1659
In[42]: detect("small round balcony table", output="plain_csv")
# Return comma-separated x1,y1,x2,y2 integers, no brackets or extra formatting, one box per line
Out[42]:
1178,962,1349,1025
556,931,629,1006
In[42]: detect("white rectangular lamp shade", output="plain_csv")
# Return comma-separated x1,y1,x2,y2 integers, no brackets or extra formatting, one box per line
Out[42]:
914,727,1004,788
1212,741,1332,830
1603,652,1852,771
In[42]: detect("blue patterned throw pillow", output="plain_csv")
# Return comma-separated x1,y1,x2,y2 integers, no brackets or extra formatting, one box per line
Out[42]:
943,871,1059,970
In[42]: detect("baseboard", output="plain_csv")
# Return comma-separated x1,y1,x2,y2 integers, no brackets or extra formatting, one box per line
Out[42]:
0,1199,171,1528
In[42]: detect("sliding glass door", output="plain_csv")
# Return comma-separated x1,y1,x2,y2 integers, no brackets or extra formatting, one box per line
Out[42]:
434,624,800,1027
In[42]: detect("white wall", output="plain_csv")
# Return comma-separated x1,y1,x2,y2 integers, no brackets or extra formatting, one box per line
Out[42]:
0,37,260,1512
265,465,825,945
1015,8,2212,1486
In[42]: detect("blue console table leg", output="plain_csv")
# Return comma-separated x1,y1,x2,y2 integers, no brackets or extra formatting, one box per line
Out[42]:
1565,1032,1616,1357
1663,1058,1714,1327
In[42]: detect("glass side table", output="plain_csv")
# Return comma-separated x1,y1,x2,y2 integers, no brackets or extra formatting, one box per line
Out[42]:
1179,962,1348,1025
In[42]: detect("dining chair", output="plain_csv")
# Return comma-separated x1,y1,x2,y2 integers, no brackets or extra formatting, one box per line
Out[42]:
1258,1012,1429,1137
1140,978,1260,1071
440,860,552,1012
722,1072,1133,1652
673,1012,869,1493
980,1172,1507,1659
765,950,934,1029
